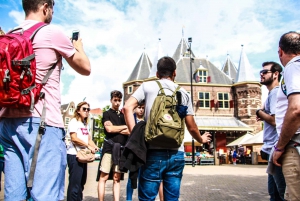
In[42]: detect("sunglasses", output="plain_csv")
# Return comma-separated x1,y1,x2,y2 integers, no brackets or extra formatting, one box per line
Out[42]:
82,107,90,112
260,69,273,75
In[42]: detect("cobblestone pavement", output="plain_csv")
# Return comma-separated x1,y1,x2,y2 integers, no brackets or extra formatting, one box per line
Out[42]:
0,161,269,201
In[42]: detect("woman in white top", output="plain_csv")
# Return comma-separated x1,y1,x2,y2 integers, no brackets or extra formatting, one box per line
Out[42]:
66,101,98,201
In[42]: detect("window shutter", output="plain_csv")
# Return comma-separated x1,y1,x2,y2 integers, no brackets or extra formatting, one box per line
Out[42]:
230,100,234,108
210,100,215,108
207,76,211,83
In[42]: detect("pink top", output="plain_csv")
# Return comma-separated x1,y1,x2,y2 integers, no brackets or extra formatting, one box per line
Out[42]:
0,20,76,127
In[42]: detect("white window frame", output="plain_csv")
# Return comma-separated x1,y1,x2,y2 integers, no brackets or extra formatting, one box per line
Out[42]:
128,85,133,94
198,92,210,108
196,70,208,83
69,107,74,115
65,117,70,125
218,92,229,109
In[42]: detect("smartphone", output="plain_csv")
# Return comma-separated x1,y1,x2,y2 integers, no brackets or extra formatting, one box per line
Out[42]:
72,30,80,41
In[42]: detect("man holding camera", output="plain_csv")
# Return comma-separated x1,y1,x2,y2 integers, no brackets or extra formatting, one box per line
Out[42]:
257,61,286,201
0,0,90,200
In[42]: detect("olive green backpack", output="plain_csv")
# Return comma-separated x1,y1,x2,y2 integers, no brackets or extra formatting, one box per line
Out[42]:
145,81,185,148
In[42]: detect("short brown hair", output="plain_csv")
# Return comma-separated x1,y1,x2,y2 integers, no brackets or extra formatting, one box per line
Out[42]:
22,0,54,16
110,90,122,100
157,56,176,78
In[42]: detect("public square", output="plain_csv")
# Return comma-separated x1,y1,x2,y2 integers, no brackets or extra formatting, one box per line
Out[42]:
1,161,269,201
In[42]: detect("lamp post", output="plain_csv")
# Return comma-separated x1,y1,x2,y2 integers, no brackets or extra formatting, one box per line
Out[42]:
188,37,195,167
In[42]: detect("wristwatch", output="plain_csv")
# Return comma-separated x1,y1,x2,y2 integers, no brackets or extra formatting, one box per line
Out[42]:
256,109,263,117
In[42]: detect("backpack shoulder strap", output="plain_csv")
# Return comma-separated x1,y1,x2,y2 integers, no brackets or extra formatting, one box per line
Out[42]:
24,22,48,39
155,81,165,95
172,85,181,97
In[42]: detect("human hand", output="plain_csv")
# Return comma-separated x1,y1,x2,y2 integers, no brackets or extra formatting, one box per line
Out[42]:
272,150,283,166
72,38,84,52
256,116,261,122
201,132,212,143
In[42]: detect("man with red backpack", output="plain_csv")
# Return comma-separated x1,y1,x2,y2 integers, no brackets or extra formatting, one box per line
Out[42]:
0,0,90,200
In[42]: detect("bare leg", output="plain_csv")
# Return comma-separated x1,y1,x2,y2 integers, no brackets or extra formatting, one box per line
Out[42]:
159,182,164,201
113,172,121,201
98,172,109,201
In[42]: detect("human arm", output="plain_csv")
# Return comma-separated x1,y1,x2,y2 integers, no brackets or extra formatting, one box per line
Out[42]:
256,110,276,126
257,91,277,126
185,115,211,143
123,96,139,133
65,39,91,76
273,93,300,166
87,135,99,153
70,132,97,152
103,120,129,134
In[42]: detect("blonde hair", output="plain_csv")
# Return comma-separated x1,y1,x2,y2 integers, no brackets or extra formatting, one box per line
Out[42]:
73,101,90,124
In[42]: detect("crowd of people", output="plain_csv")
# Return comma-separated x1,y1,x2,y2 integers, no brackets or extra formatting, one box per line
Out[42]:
0,0,300,201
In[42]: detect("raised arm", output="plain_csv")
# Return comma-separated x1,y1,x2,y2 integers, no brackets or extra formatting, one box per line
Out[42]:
65,38,91,76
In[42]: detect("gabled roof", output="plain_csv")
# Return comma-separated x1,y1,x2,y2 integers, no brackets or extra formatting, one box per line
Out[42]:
126,51,152,82
149,38,163,78
235,45,257,83
175,58,233,84
61,103,69,111
172,38,195,63
221,54,237,81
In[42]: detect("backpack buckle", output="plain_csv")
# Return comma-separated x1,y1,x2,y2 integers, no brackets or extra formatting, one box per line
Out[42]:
38,121,46,135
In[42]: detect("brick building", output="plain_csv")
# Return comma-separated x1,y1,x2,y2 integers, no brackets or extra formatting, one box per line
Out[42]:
123,37,262,160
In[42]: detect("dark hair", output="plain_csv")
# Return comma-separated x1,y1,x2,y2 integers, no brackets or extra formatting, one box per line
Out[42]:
22,0,54,16
110,90,122,100
157,56,176,78
138,99,145,106
262,61,283,81
279,31,300,55
73,101,90,123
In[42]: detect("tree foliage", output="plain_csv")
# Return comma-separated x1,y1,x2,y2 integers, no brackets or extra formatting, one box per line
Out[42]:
93,105,110,148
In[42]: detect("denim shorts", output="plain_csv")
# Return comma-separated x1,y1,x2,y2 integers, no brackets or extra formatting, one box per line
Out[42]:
0,117,67,201
138,149,185,201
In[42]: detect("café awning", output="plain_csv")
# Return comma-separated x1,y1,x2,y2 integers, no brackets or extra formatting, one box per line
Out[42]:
242,131,263,146
226,133,254,146
194,116,254,131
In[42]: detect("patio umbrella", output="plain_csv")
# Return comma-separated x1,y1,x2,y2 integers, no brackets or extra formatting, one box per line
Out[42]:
242,131,263,146
226,133,254,146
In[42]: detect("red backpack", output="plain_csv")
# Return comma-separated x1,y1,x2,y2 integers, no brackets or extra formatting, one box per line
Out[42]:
0,22,55,112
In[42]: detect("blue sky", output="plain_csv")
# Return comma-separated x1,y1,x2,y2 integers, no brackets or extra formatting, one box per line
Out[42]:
1,0,300,108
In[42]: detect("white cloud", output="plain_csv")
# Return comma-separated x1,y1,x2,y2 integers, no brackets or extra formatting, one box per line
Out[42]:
6,0,300,109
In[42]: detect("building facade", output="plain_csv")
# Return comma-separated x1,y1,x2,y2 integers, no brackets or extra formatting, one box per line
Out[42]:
123,37,262,163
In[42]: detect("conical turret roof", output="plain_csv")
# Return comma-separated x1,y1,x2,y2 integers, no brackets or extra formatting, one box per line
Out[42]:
221,54,237,81
149,38,163,78
126,51,152,82
235,45,257,83
172,38,195,63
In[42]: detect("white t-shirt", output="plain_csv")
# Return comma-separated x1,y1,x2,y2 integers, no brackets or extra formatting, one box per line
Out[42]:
276,56,300,136
67,118,90,155
132,78,193,151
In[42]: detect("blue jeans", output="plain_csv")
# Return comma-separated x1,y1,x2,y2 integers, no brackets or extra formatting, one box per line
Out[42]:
138,149,185,201
0,117,67,201
267,153,286,201
67,154,87,201
126,171,139,201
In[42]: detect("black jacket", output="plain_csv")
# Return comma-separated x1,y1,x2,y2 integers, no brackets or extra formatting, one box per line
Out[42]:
120,121,147,189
